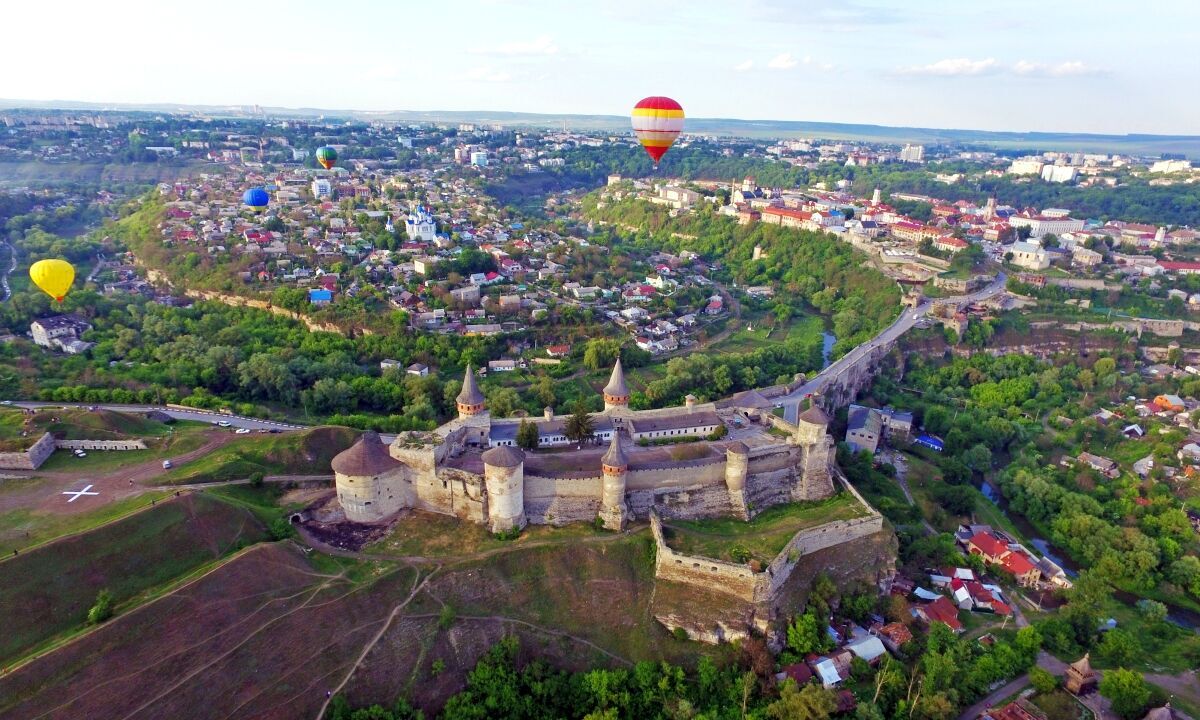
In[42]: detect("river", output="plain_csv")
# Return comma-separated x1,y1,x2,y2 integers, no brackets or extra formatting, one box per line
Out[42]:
822,331,836,368
979,481,1200,631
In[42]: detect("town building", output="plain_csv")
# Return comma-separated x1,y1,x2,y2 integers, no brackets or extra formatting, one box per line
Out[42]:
1008,241,1051,270
30,315,94,354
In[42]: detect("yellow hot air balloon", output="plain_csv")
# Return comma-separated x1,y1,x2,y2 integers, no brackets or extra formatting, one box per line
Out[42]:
29,259,75,303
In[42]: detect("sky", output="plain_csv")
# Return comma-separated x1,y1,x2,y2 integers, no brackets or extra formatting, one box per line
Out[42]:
5,0,1199,135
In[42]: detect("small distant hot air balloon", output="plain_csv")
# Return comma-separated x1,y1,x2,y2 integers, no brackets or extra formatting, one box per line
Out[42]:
631,96,684,167
242,187,270,212
30,259,75,303
315,146,337,170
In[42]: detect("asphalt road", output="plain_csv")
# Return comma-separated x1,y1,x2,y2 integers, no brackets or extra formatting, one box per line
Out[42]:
4,401,306,431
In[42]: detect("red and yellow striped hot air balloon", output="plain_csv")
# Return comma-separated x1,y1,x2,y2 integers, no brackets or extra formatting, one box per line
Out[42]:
631,96,684,166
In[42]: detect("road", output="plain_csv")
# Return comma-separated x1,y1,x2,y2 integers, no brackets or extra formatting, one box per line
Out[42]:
4,401,306,431
956,653,1068,720
782,273,1007,422
0,241,15,302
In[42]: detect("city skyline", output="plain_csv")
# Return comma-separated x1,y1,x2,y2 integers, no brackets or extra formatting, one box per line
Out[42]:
4,0,1199,135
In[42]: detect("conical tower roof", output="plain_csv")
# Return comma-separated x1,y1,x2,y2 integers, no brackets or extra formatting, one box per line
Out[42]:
602,432,628,468
332,431,402,476
1069,653,1094,676
457,365,485,406
798,402,830,426
603,359,629,397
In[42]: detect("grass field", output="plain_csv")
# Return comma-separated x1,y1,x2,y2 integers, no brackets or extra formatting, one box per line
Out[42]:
708,312,824,354
0,487,171,555
370,509,606,558
36,423,213,473
0,492,266,665
156,426,356,484
662,492,869,564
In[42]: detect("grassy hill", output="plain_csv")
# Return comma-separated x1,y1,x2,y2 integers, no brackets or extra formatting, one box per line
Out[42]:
0,492,266,665
156,426,357,484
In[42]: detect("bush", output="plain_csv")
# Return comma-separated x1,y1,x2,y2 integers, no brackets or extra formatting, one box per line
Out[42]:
438,604,456,631
249,471,265,488
87,589,114,625
493,526,521,541
672,626,689,641
431,658,446,677
268,517,293,541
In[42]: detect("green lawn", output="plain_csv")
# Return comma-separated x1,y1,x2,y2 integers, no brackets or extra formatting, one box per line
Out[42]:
156,426,356,484
369,509,606,558
708,313,823,354
661,492,869,565
36,424,212,473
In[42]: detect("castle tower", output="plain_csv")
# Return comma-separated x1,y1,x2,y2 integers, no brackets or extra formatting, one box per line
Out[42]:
481,445,526,533
795,402,834,500
456,365,486,417
871,187,881,206
333,431,409,523
599,432,630,530
603,359,630,412
725,441,750,519
983,196,997,221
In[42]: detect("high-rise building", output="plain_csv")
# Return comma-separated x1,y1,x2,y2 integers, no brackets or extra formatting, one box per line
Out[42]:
899,144,925,163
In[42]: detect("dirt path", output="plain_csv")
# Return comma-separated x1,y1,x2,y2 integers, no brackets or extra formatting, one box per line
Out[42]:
1146,670,1200,708
0,430,237,517
313,568,440,720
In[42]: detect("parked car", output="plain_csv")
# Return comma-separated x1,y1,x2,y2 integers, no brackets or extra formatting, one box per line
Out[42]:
162,460,172,469
217,421,232,428
234,428,251,434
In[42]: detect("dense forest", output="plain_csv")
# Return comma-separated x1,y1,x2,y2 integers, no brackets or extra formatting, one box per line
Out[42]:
584,194,901,357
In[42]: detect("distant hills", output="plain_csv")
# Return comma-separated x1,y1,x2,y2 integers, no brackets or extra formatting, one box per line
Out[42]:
3,98,1198,157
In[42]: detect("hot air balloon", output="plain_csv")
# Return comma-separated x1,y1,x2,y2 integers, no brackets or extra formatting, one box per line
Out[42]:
631,96,684,167
30,259,75,303
316,146,337,170
242,187,269,212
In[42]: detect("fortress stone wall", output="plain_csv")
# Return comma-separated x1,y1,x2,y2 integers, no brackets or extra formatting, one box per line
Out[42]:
56,439,148,451
332,361,840,531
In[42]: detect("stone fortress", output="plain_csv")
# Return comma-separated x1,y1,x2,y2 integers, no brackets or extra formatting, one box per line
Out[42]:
332,359,839,532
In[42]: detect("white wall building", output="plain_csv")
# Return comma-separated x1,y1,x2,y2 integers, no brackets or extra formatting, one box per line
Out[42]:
899,144,925,162
1007,158,1045,176
1008,241,1051,270
1041,165,1079,183
310,178,332,198
404,206,438,242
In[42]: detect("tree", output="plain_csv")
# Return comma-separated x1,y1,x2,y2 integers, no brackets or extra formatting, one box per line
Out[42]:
564,401,595,444
1099,668,1151,720
486,387,521,418
1099,628,1139,667
1029,666,1058,694
767,680,837,720
87,589,114,625
516,419,539,450
786,611,833,656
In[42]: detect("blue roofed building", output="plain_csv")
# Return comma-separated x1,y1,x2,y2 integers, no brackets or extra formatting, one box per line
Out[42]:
308,288,333,305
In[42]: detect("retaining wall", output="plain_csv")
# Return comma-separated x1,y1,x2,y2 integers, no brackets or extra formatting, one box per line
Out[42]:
56,439,148,451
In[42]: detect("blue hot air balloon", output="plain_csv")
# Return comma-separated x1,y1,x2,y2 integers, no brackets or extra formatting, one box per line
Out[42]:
242,187,270,212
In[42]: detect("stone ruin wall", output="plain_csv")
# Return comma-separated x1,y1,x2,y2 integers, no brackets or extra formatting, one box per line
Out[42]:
650,512,764,603
0,433,59,470
56,439,149,451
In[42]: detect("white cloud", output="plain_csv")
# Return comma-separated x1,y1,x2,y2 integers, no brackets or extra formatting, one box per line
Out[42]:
1013,60,1105,77
734,59,754,71
465,66,512,83
801,55,835,72
767,53,798,69
470,35,559,56
896,57,999,76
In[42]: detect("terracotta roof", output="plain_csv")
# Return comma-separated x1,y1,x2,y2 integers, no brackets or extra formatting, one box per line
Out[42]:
603,359,630,397
968,531,1009,558
601,432,628,468
481,445,525,468
331,431,402,477
457,365,485,406
1069,653,1094,676
1002,551,1037,577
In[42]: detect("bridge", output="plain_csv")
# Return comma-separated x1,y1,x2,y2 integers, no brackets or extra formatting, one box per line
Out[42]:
780,273,1007,423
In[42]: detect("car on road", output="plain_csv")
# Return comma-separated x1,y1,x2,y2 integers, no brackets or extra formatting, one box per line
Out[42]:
0,400,11,406
234,428,251,434
217,421,232,428
162,460,172,469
